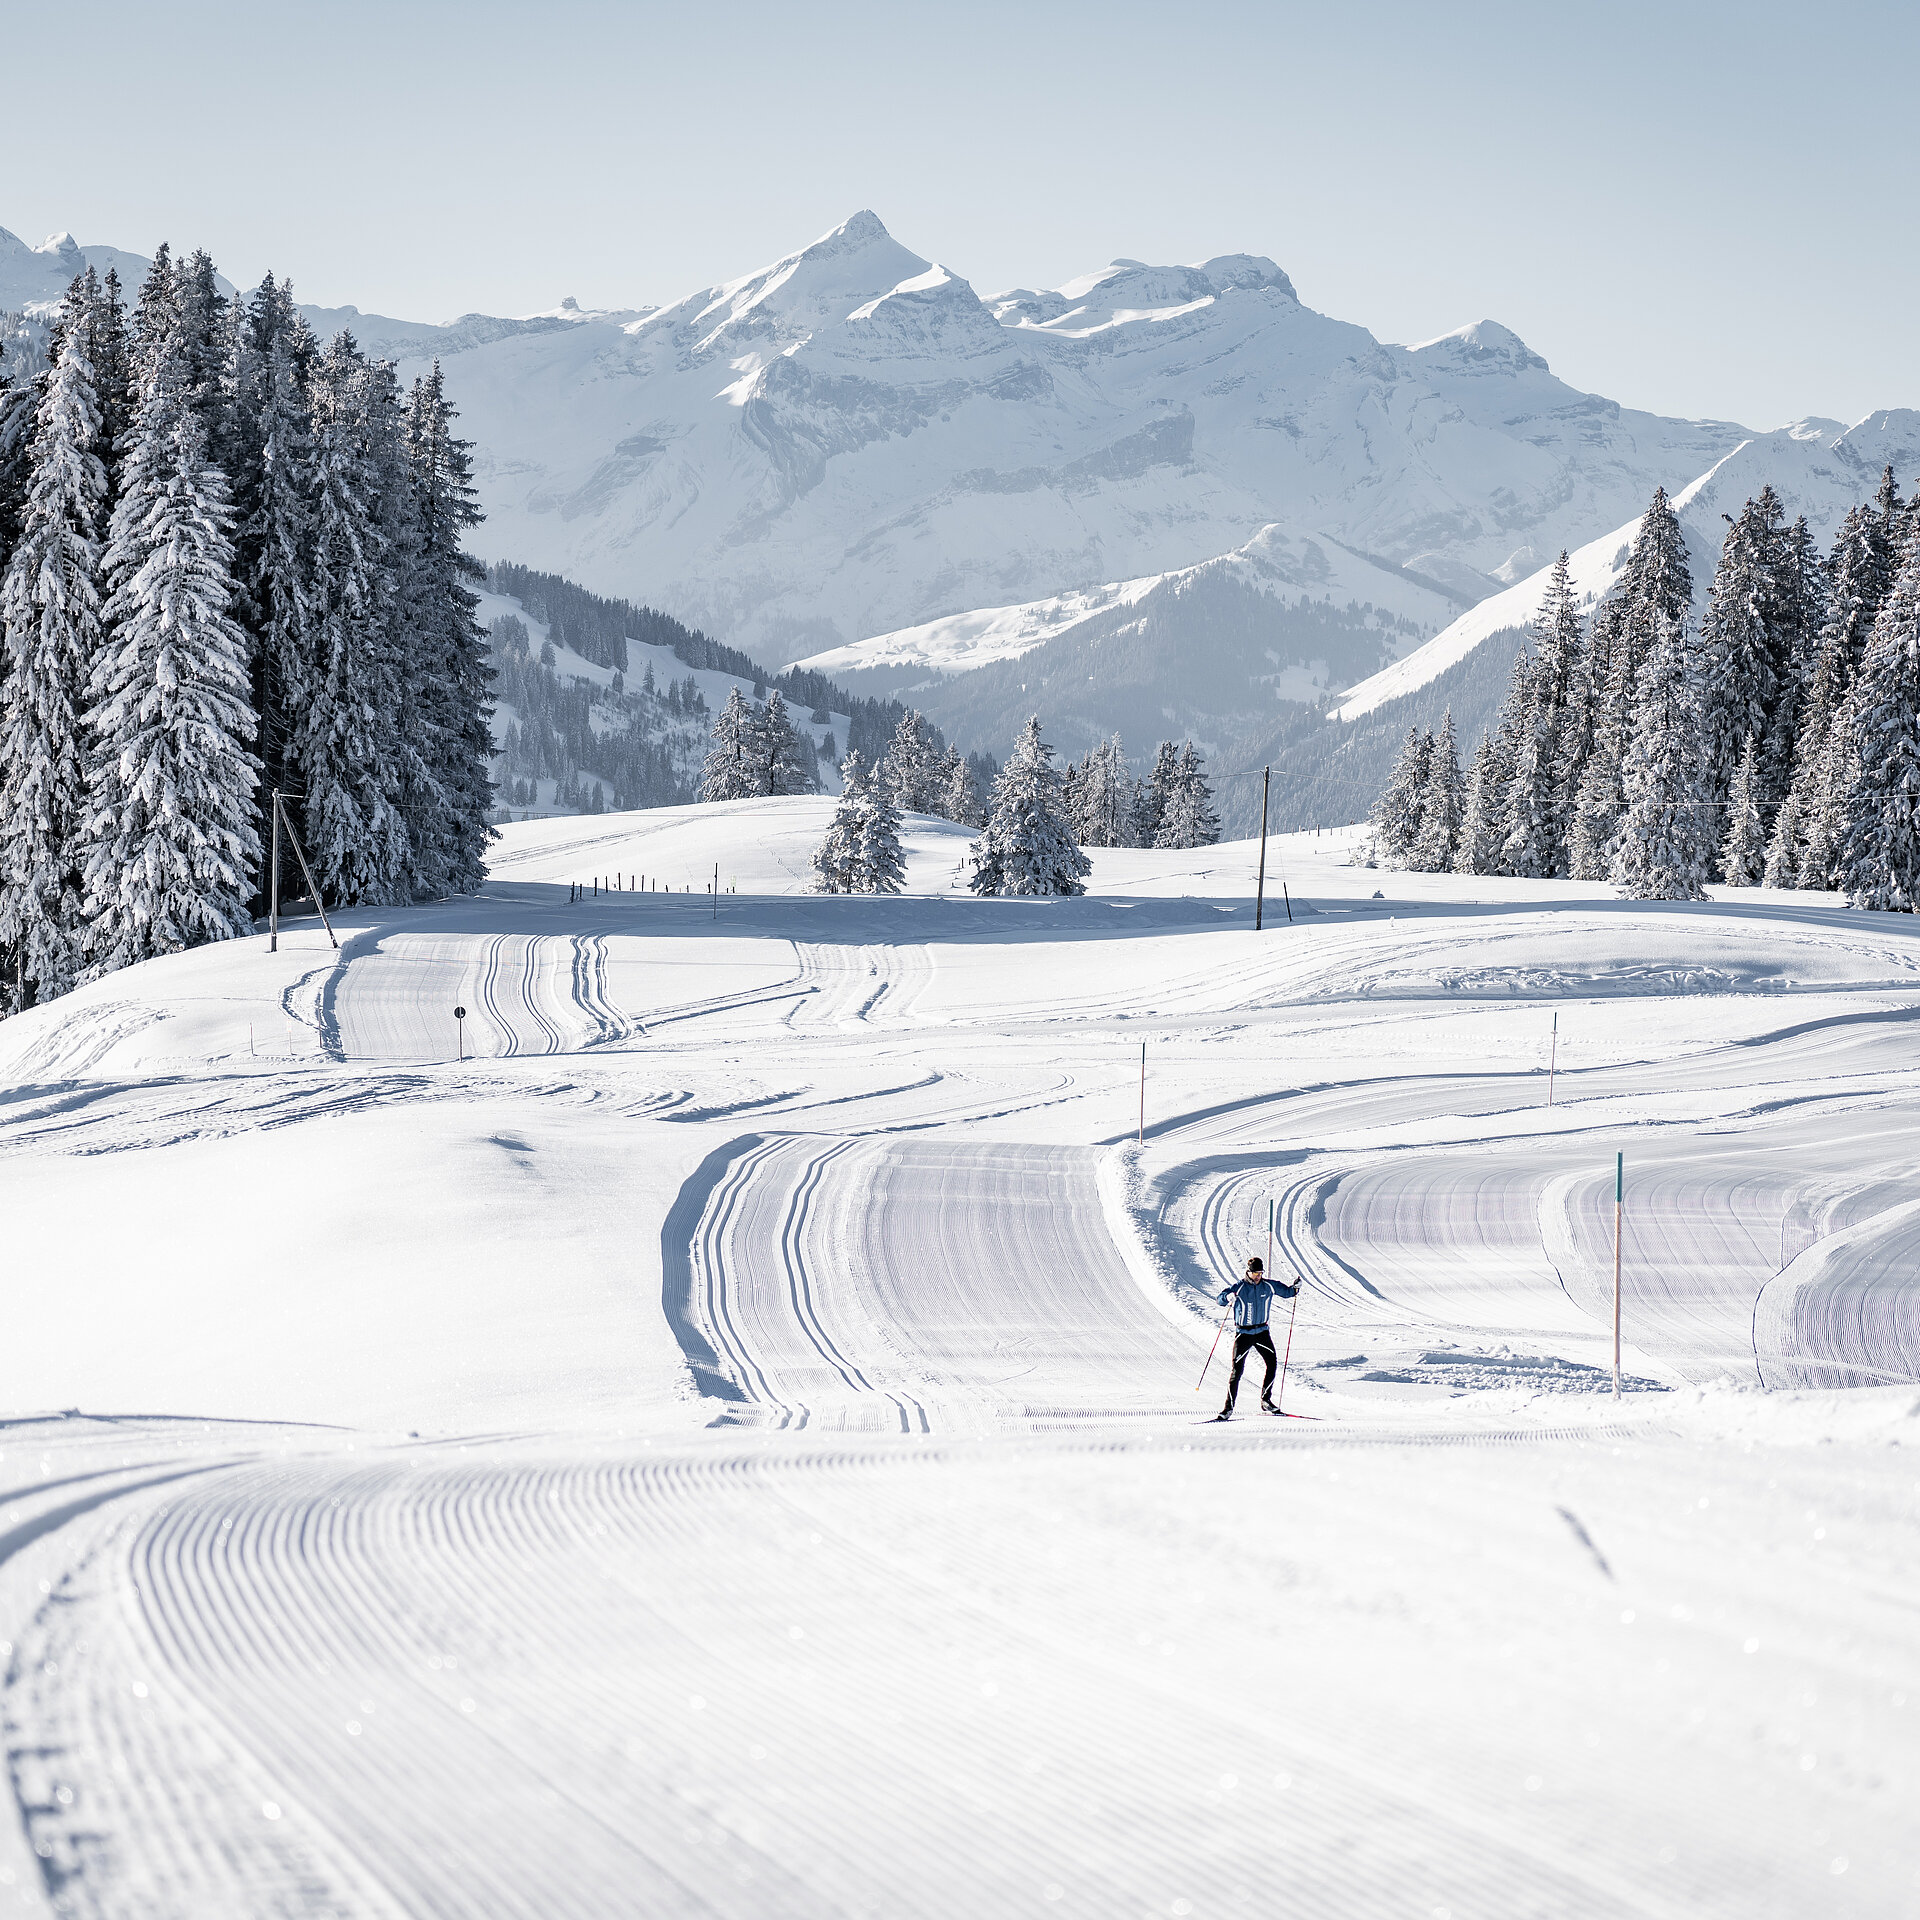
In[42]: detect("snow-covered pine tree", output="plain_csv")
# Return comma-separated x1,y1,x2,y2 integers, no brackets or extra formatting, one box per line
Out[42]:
1156,741,1221,850
700,686,761,800
291,331,409,906
1414,707,1464,871
968,716,1091,897
1834,529,1920,911
758,689,818,796
1760,515,1826,805
1504,553,1583,876
1074,735,1134,847
0,276,110,1006
1481,649,1535,877
811,749,868,892
1061,751,1087,838
402,362,495,893
941,745,980,827
172,249,231,452
1719,736,1765,887
1136,740,1179,848
1610,610,1710,902
1565,598,1631,879
1370,725,1430,868
880,708,940,811
1769,490,1902,889
233,284,317,841
1696,489,1787,859
1554,596,1611,852
1453,731,1504,876
857,759,907,894
90,269,131,517
80,312,261,971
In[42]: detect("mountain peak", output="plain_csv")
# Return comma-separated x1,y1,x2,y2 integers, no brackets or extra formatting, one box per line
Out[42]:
1408,319,1549,373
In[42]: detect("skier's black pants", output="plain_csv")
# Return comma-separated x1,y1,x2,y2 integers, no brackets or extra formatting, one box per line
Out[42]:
1224,1327,1278,1408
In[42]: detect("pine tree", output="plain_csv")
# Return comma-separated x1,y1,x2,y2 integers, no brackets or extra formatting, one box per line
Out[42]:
402,362,495,893
0,276,110,1005
1370,725,1431,868
700,686,760,800
812,750,867,892
1136,740,1179,848
1156,741,1220,849
1453,731,1505,876
880,708,940,811
1610,610,1709,902
1482,650,1534,876
1554,596,1612,855
1072,735,1134,847
941,746,980,827
1834,530,1920,911
857,762,907,894
1719,736,1765,887
292,331,408,905
758,688,818,796
80,316,261,970
1504,554,1583,876
1414,707,1464,871
969,716,1091,897
1760,515,1827,805
1696,489,1787,857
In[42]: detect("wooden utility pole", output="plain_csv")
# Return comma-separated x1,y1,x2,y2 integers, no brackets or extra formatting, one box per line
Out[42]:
1254,766,1270,931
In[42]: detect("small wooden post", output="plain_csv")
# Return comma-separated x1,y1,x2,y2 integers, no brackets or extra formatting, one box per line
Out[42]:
1612,1151,1624,1399
1548,1010,1559,1107
1138,1041,1146,1145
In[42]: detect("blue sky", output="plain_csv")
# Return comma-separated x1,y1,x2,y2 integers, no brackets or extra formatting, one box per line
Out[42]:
9,0,1914,428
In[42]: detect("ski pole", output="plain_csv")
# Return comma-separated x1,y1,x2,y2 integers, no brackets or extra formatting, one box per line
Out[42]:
1196,1315,1230,1391
1274,1274,1304,1413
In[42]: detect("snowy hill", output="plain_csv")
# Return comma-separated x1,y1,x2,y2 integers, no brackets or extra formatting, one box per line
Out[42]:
5,796,1920,1914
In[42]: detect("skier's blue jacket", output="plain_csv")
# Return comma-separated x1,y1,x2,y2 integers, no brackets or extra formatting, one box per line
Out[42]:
1217,1276,1297,1330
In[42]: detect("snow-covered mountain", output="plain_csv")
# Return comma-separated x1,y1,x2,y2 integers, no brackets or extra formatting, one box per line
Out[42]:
1337,409,1920,722
367,211,1753,668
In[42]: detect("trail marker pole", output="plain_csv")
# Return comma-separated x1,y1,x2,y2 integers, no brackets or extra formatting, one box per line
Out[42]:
1266,1195,1274,1277
1612,1151,1624,1400
1548,1010,1559,1107
455,1005,467,1062
1138,1041,1146,1145
1254,766,1270,930
1282,882,1293,924
713,863,719,920
268,787,282,951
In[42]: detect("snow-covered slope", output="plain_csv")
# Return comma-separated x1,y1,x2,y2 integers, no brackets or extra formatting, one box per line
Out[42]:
1335,410,1920,721
4,801,1920,1915
798,521,1467,682
371,211,1753,665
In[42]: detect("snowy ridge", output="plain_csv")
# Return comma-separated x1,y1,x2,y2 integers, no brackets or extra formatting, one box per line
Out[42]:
797,521,1469,681
1334,408,1920,721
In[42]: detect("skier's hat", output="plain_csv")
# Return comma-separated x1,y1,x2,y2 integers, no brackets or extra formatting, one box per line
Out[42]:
1246,1256,1264,1273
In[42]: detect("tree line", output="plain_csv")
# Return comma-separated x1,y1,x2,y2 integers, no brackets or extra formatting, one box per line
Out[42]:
1371,470,1920,902
0,253,495,1011
811,714,1221,897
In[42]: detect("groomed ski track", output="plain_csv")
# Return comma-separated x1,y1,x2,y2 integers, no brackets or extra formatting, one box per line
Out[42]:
3,803,1919,1917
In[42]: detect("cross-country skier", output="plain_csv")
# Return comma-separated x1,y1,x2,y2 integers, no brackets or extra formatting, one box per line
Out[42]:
1214,1257,1298,1419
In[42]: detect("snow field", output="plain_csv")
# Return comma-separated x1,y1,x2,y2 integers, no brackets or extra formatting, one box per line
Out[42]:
3,797,1919,1915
